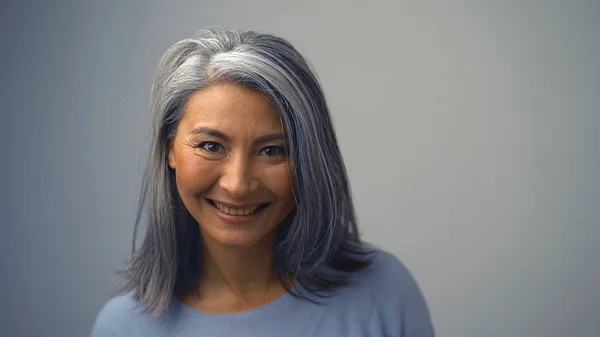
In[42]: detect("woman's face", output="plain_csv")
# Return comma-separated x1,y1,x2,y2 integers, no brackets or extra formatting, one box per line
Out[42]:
168,82,295,249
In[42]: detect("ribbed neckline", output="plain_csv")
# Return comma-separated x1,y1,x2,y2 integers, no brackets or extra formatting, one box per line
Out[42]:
170,283,298,322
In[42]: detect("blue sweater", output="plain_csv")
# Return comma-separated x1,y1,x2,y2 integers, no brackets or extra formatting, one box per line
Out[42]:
90,249,434,336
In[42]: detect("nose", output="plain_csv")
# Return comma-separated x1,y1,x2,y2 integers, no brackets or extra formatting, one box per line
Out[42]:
218,153,258,200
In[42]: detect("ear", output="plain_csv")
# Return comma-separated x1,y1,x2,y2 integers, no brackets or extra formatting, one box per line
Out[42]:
168,144,176,169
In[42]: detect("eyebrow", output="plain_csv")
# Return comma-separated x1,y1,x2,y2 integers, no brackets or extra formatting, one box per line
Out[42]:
190,127,230,141
189,127,285,145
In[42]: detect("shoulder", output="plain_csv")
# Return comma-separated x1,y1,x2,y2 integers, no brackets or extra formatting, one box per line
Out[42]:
365,248,411,280
89,292,138,336
363,248,423,297
340,248,436,336
344,248,421,296
89,291,171,337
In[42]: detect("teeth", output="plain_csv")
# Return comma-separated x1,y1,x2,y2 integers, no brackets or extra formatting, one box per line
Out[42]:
213,201,260,216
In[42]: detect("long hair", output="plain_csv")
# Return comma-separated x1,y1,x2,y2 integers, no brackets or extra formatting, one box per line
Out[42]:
118,29,373,317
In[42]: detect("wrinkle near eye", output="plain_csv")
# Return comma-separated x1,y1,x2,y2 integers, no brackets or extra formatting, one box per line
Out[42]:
184,140,197,148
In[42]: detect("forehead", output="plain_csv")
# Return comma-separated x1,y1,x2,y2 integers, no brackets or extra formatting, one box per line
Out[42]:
180,83,282,135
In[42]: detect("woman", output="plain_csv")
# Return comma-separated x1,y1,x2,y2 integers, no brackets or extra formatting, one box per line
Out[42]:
90,29,434,336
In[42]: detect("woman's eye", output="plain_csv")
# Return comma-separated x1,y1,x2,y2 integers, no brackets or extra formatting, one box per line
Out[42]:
260,145,287,157
199,141,223,153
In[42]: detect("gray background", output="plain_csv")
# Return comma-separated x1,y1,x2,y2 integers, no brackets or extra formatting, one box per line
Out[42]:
2,1,599,336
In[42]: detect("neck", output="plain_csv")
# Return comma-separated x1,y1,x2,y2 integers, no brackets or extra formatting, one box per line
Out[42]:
180,230,294,314
200,232,279,295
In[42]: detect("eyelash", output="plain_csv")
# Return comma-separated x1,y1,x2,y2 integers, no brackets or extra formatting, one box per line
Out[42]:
198,141,224,153
259,145,287,157
197,142,287,158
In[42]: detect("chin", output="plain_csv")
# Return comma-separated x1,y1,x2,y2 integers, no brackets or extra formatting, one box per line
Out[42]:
203,226,276,250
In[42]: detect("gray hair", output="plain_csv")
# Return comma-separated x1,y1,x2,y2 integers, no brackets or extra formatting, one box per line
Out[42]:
118,29,372,317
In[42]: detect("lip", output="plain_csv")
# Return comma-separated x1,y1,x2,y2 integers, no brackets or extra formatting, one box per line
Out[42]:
209,199,263,209
206,199,269,225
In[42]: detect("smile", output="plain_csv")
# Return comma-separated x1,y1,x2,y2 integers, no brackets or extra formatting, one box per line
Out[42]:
206,199,270,216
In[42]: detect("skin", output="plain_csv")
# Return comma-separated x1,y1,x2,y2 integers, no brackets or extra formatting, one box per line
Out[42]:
168,82,296,313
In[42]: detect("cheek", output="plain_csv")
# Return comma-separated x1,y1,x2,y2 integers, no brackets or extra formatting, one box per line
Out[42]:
174,153,217,195
262,164,295,204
